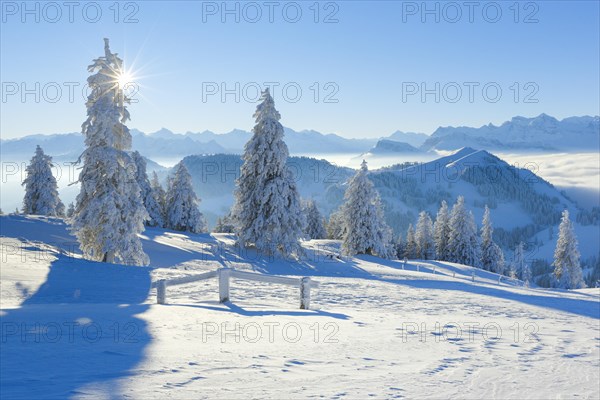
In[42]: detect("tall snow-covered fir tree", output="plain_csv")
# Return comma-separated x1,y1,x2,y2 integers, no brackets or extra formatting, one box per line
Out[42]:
302,199,326,239
480,205,504,272
553,210,584,289
340,160,393,258
165,162,207,233
404,223,417,259
232,88,305,256
22,145,64,216
447,196,480,266
415,211,434,259
433,200,450,261
71,38,149,266
131,151,164,228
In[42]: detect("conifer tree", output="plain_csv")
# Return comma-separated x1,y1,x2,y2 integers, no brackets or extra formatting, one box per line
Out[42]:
302,199,327,239
232,88,305,256
326,210,345,240
132,151,164,227
404,223,417,259
340,160,393,258
433,200,450,260
66,202,75,218
165,162,207,233
213,213,236,233
150,171,167,221
415,211,434,259
480,205,503,272
447,196,480,266
553,210,584,289
22,145,64,216
71,39,149,265
514,242,532,284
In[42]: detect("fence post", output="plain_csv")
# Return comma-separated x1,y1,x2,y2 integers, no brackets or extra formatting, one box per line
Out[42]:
157,279,167,304
471,272,475,282
300,277,311,310
219,268,230,303
498,275,501,285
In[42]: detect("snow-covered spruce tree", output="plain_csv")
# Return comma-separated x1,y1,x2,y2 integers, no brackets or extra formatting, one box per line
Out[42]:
165,162,207,233
213,213,236,233
433,200,450,261
404,223,417,259
131,151,165,227
480,205,503,272
22,145,64,216
56,201,65,217
340,160,393,258
395,234,405,259
514,242,531,284
232,88,305,256
150,172,167,218
553,210,585,289
66,202,75,218
447,196,480,266
326,209,346,240
490,242,505,275
71,39,149,266
302,199,327,239
415,211,434,259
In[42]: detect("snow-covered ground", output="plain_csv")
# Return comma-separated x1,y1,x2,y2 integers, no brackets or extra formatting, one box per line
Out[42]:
1,215,599,399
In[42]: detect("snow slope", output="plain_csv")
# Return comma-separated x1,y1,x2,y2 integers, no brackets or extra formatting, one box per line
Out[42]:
1,216,599,399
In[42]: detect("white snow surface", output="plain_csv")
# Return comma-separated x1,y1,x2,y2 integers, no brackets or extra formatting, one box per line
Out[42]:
1,215,599,399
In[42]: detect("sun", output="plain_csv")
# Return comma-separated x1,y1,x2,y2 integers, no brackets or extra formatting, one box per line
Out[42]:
117,70,135,89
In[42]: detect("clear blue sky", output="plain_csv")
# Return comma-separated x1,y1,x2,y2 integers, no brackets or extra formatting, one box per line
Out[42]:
1,1,599,139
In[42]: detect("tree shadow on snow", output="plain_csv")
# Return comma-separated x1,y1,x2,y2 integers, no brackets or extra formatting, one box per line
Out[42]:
0,253,152,399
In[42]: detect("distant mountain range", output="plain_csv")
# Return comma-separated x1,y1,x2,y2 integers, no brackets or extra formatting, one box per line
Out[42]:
3,114,596,161
421,114,599,152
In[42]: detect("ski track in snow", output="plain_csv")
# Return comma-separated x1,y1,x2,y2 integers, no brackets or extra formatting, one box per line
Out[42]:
1,215,599,399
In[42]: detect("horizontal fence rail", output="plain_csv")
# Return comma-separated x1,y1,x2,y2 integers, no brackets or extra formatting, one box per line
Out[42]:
152,268,319,310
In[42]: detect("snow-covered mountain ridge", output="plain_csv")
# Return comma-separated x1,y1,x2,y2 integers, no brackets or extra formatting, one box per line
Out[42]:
421,114,599,151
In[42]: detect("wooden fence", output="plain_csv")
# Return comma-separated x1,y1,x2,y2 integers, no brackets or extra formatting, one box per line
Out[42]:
153,268,319,310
